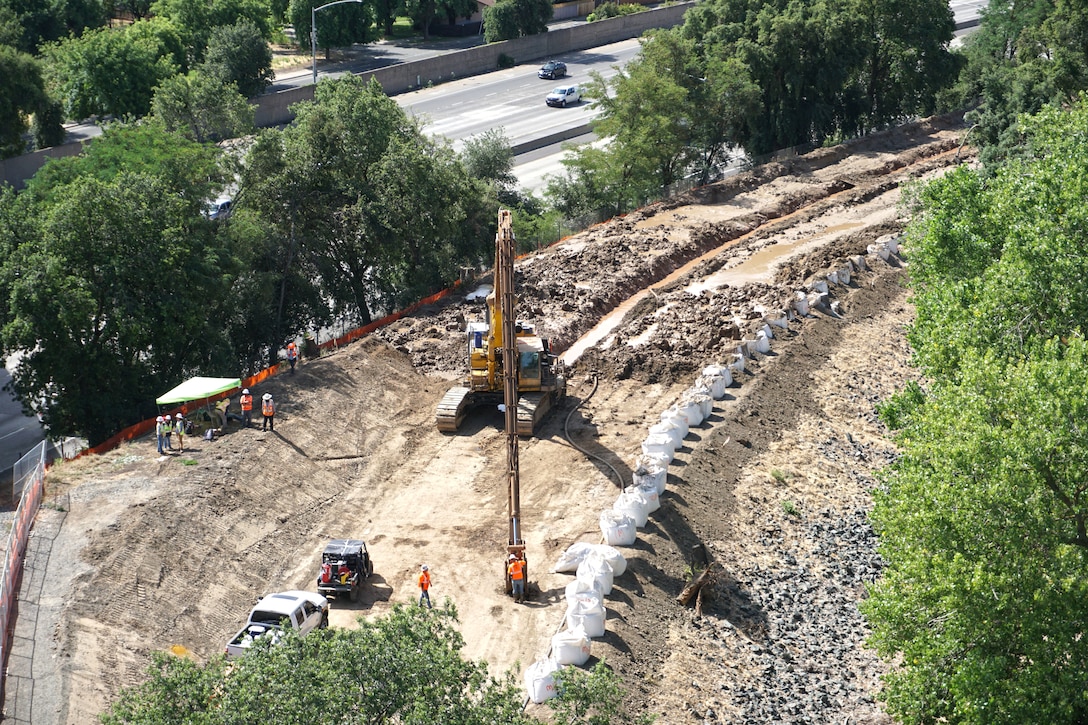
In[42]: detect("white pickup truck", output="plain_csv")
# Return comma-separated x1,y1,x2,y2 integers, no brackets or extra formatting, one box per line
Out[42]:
224,590,329,658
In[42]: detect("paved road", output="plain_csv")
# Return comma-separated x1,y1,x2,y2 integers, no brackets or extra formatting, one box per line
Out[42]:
0,368,44,488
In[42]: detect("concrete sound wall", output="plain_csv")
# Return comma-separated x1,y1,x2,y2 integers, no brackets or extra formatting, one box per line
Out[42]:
1,140,85,190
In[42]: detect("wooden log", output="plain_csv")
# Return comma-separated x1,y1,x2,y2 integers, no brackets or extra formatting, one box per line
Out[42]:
677,564,714,606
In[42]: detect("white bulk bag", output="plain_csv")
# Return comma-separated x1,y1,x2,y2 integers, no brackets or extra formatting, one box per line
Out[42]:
699,373,727,400
660,407,690,438
648,420,684,450
634,482,660,513
793,290,810,315
552,628,592,666
754,331,771,354
565,578,603,610
590,543,627,576
636,451,671,471
684,391,712,421
565,597,606,638
633,462,667,496
524,658,561,703
676,399,703,427
613,489,649,528
641,434,675,462
576,552,614,595
599,509,637,546
553,541,596,573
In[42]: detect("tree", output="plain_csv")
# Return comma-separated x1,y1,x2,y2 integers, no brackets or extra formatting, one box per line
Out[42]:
114,0,154,20
0,122,238,444
373,0,401,36
200,19,273,98
102,604,534,724
403,0,439,40
461,128,518,201
238,75,490,358
438,0,476,26
0,0,108,52
150,0,271,64
550,661,656,725
41,18,184,120
864,96,1088,724
482,0,550,42
0,44,53,158
288,0,375,57
152,70,255,142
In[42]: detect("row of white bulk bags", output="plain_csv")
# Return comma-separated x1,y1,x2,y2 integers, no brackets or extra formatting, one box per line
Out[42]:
552,627,592,666
566,596,606,637
613,488,650,528
553,542,627,575
525,658,561,703
599,509,637,546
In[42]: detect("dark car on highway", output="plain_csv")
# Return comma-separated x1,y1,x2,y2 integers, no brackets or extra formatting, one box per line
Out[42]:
538,60,567,79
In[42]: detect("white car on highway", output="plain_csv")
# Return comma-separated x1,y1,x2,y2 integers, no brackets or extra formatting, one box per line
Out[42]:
546,85,582,108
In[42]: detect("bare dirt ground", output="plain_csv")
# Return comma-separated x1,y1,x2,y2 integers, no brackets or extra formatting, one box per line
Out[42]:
15,114,970,724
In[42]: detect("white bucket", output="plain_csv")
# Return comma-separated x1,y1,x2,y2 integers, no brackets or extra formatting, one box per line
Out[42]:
614,489,649,528
566,598,606,638
576,552,615,595
633,462,667,496
525,658,561,703
599,510,637,546
634,482,660,513
552,628,591,666
649,420,684,450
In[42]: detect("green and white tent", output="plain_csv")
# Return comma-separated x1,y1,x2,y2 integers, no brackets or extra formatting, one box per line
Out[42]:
156,377,241,406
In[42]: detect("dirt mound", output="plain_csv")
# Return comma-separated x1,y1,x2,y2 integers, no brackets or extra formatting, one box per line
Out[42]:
18,115,969,724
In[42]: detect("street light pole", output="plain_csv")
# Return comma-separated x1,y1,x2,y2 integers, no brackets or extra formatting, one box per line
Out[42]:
311,0,364,86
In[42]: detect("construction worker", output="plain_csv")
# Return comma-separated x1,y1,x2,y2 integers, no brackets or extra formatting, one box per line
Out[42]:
163,413,174,451
261,393,276,431
239,389,253,428
174,413,186,453
286,342,298,374
155,416,166,455
508,554,526,603
418,564,432,608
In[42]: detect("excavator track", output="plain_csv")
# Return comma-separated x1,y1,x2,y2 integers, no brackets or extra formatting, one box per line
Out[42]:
436,386,473,432
516,392,555,436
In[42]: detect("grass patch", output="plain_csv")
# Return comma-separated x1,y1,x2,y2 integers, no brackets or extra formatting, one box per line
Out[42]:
781,500,800,517
384,16,418,40
770,468,788,483
180,458,198,466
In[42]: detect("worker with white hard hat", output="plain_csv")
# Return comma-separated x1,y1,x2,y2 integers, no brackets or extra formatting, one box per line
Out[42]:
155,415,167,455
239,388,253,428
261,392,276,432
418,564,432,608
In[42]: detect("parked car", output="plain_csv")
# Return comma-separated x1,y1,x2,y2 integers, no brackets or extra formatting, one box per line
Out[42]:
546,85,581,107
205,195,233,221
538,60,567,79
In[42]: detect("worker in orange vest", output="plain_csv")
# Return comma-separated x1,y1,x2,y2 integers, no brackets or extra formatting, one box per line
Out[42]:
508,554,526,603
261,393,276,432
286,342,298,375
418,564,432,608
239,389,253,428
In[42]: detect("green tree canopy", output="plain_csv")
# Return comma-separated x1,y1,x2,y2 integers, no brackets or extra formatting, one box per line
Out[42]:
0,122,240,444
0,0,108,52
865,94,1088,725
151,70,255,142
482,0,550,42
200,19,274,98
41,18,184,120
0,44,52,158
288,0,375,57
150,0,271,64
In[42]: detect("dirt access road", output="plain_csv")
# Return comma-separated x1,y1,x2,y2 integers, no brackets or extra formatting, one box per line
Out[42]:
12,114,969,724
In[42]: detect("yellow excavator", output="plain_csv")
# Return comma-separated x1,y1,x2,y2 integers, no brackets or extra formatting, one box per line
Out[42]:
436,210,566,436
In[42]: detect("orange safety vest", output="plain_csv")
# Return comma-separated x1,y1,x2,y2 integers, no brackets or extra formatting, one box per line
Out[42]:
262,398,275,416
287,343,297,360
508,559,525,581
419,571,431,591
240,394,253,412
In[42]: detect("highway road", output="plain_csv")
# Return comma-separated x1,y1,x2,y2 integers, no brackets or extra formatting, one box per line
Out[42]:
0,368,44,487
